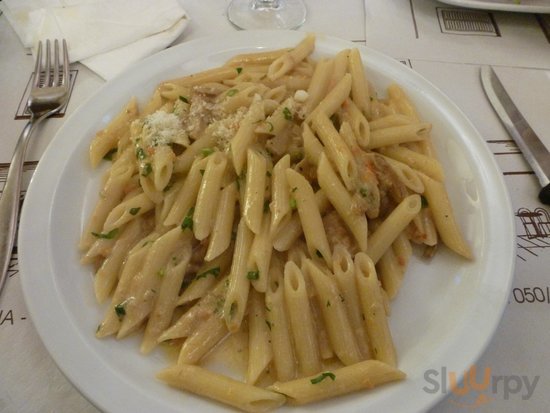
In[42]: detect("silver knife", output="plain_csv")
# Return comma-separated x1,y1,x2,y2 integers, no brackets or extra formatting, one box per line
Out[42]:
480,65,550,205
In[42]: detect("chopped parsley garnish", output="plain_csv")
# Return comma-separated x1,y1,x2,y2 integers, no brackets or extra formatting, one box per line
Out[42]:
289,198,297,210
178,95,189,103
114,303,126,319
129,207,141,216
421,195,429,208
310,371,336,384
91,228,119,239
265,320,272,330
201,147,215,157
315,249,323,258
196,266,221,279
141,163,152,177
103,148,117,161
136,147,146,160
181,207,195,231
282,107,292,120
247,270,260,280
227,89,238,97
359,188,369,198
236,67,243,74
199,169,205,176
157,269,165,278
265,121,274,132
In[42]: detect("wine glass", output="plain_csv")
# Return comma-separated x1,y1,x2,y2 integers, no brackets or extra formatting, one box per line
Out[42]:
227,0,307,30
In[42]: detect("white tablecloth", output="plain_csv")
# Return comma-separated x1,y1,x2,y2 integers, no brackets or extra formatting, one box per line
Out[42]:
1,1,549,412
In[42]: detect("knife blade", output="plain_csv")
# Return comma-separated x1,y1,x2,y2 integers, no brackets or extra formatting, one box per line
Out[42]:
480,65,550,205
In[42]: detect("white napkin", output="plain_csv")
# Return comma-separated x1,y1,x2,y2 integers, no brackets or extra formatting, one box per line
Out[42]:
0,0,189,80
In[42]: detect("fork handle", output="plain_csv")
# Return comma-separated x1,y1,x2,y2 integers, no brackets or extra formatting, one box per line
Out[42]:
0,119,38,298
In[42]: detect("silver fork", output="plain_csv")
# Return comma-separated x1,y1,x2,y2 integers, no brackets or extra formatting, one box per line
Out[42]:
0,39,70,297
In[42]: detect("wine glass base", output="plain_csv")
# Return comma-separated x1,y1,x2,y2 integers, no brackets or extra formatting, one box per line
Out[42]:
227,0,307,30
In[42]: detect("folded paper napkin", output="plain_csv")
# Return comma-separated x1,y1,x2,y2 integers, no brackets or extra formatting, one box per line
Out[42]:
0,0,189,79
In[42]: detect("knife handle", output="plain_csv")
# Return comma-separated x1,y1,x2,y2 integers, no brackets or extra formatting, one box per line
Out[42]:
538,184,550,205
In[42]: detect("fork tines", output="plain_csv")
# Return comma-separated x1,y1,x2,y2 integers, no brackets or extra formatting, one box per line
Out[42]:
34,39,69,89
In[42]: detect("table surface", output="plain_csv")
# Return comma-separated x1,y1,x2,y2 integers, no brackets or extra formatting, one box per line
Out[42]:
1,1,549,412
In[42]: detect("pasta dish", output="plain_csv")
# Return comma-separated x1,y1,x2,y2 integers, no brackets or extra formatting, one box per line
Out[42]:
79,34,472,412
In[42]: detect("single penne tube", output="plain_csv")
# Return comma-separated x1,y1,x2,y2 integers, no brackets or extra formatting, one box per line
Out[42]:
309,73,352,120
310,112,357,190
141,237,192,354
223,218,254,332
96,232,159,338
329,48,350,89
93,218,143,303
193,152,228,240
303,260,362,366
342,98,370,148
419,173,473,259
283,261,321,376
332,244,371,359
265,262,296,382
302,123,324,166
285,169,332,266
270,154,291,234
158,82,191,101
379,154,425,194
205,182,238,261
354,252,397,367
79,148,135,250
152,145,175,191
317,153,368,252
161,276,229,342
348,48,371,119
255,97,295,135
379,145,445,182
267,33,315,80
118,227,188,338
248,212,273,293
231,99,265,175
243,149,267,234
367,194,421,264
173,129,217,174
392,231,413,269
377,246,405,300
268,359,405,405
102,192,155,232
367,122,431,149
177,250,232,306
224,47,292,66
89,97,138,168
164,65,239,87
163,156,209,226
305,58,334,115
157,180,184,225
157,364,286,413
139,173,163,204
387,83,419,120
177,315,228,365
247,289,274,384
271,189,330,252
222,84,269,113
369,113,414,130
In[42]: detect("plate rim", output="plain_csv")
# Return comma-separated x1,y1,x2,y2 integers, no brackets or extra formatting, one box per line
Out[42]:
437,0,550,13
18,29,516,413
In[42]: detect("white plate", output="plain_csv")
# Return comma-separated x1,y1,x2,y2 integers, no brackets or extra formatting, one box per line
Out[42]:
19,30,515,413
438,0,550,13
